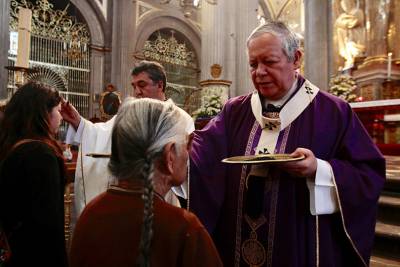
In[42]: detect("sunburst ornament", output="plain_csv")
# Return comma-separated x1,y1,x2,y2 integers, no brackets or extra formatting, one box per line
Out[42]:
26,66,67,92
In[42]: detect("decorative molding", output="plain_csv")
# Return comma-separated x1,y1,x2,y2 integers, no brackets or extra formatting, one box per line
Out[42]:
199,79,232,86
137,1,153,20
350,99,400,108
142,30,197,68
90,44,111,52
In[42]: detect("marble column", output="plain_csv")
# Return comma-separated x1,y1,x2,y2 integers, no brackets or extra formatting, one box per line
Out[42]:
234,0,258,97
200,0,258,98
0,0,10,100
200,0,232,101
111,0,136,98
89,48,105,118
304,0,331,90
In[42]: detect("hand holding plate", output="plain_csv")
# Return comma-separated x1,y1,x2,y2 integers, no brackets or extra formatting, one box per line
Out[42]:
277,148,317,179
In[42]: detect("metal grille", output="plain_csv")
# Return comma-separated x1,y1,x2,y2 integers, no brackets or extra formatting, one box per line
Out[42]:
143,29,200,115
7,0,91,121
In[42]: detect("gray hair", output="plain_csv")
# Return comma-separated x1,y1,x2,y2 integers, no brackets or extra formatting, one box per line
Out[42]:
247,21,300,62
108,97,187,267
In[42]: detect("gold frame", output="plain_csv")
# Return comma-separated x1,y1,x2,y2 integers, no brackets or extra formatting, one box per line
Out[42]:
99,91,122,120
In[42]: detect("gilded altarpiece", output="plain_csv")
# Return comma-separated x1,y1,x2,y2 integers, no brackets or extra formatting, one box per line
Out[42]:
140,29,201,114
8,0,91,121
332,0,400,149
332,0,400,101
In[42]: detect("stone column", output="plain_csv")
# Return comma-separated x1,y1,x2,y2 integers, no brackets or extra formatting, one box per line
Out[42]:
200,0,258,98
304,0,331,90
234,0,258,97
89,48,105,118
111,0,136,97
0,0,10,100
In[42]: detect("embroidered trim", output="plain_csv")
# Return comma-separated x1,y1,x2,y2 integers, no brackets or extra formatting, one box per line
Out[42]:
331,171,367,267
80,123,87,206
186,160,191,211
242,215,267,266
234,121,259,267
316,215,319,267
265,125,290,266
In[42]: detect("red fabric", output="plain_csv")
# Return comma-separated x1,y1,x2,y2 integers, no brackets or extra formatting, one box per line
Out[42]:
70,189,222,267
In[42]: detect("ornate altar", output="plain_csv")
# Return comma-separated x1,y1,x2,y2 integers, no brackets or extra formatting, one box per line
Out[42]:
332,0,400,101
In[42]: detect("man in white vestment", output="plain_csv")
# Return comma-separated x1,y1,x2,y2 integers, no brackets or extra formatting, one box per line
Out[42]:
61,61,194,217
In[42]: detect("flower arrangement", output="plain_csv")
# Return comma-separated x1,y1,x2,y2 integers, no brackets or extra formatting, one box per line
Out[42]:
192,93,223,119
328,74,357,102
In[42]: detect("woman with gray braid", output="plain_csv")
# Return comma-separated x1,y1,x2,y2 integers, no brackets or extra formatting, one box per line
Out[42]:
69,98,222,267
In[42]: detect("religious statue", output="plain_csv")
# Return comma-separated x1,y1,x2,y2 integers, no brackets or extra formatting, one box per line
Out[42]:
335,0,366,69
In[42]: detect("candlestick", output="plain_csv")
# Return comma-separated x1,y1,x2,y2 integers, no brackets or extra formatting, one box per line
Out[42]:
387,52,392,80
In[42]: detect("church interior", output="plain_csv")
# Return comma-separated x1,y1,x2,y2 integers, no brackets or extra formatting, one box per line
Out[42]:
0,0,399,266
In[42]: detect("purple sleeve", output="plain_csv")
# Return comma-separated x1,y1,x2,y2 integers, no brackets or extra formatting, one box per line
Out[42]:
329,104,385,264
189,104,230,234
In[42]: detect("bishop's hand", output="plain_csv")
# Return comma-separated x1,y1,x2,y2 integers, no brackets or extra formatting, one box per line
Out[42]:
278,148,317,179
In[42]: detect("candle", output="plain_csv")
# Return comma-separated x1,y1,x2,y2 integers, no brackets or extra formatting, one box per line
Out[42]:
15,8,32,69
387,52,392,79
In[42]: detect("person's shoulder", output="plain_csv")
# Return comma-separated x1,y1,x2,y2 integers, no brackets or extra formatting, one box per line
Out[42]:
176,105,193,120
3,141,58,171
225,93,252,106
222,92,253,115
316,89,352,111
156,202,205,232
11,140,55,157
79,191,109,217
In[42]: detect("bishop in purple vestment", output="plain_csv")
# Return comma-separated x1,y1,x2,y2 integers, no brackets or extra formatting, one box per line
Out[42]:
190,21,385,267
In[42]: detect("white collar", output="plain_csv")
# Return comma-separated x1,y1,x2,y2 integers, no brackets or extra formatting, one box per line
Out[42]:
251,79,320,131
263,78,298,108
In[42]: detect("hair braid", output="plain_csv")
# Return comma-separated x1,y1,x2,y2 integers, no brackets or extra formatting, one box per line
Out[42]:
108,98,189,266
136,155,155,267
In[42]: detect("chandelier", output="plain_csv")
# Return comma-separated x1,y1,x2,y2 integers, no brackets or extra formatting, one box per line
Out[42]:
160,0,217,17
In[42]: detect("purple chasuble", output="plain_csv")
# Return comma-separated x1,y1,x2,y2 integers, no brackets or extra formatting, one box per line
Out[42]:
190,77,385,267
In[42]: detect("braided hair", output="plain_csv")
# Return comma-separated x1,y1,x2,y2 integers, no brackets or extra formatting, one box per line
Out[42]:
108,98,187,267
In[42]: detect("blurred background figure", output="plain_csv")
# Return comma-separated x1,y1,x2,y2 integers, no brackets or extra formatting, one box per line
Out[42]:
0,82,68,267
69,98,221,267
99,83,121,121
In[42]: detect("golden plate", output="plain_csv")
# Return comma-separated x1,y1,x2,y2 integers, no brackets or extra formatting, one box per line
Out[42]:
221,154,305,164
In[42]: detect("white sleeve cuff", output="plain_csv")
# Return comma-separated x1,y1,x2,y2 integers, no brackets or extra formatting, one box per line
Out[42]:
307,159,339,215
65,125,76,145
72,118,85,144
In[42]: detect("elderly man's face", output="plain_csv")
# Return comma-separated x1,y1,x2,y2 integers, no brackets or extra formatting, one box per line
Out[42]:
131,71,165,100
248,33,301,101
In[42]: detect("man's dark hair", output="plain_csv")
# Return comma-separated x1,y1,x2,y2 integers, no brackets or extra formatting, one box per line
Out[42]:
131,61,167,92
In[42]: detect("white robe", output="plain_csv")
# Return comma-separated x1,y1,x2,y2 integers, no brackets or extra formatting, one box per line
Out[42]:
66,104,195,217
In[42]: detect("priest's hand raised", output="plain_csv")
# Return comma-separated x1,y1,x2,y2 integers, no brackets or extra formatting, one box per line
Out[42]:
60,99,81,130
278,148,317,179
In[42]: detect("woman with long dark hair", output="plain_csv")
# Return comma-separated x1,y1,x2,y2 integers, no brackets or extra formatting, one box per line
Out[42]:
0,82,68,266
